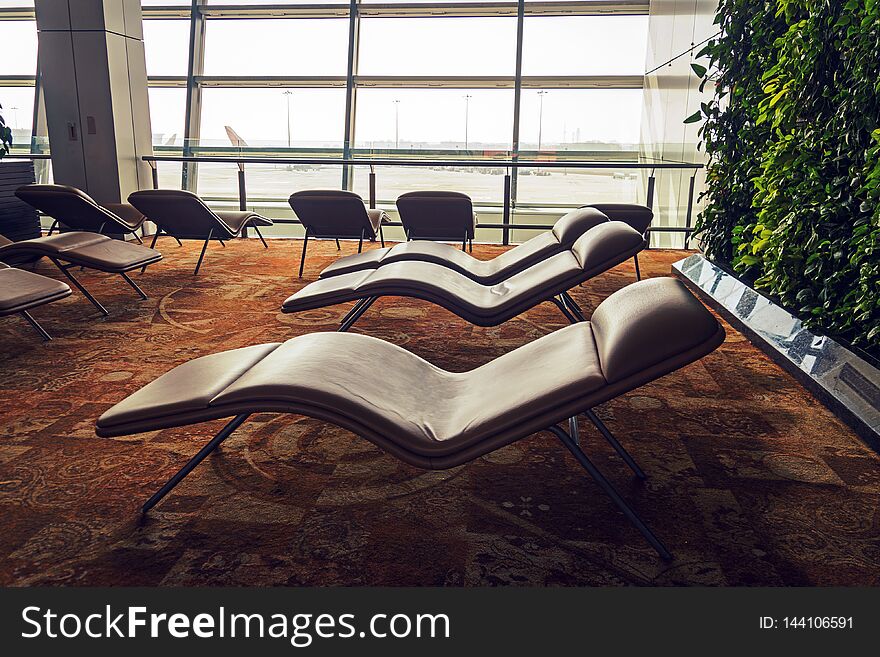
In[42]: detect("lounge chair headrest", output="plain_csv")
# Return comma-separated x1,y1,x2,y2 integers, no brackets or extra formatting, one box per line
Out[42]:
551,207,609,246
571,221,645,271
584,203,653,235
16,183,95,203
590,278,722,383
289,190,365,202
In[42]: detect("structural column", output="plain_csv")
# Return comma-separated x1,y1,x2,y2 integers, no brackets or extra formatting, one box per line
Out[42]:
34,0,153,206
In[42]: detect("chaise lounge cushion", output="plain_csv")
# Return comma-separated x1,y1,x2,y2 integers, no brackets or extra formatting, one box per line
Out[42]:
289,190,384,240
284,221,646,326
319,206,610,283
97,278,724,468
585,203,653,235
15,184,146,233
0,262,72,315
0,232,162,272
129,189,273,240
216,211,274,233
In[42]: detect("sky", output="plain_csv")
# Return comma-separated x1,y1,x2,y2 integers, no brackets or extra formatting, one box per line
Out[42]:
0,11,649,148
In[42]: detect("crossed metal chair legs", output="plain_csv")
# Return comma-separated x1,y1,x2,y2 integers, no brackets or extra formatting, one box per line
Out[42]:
139,408,671,560
46,219,145,245
49,258,147,317
19,310,53,341
298,226,385,278
145,226,269,276
335,289,587,334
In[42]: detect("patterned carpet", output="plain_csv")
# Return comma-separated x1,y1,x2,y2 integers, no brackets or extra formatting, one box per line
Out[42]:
0,237,877,587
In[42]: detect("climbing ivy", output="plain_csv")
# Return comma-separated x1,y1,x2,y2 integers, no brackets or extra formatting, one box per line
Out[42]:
691,0,879,354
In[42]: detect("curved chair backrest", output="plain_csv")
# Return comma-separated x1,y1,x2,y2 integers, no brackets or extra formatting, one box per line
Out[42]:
590,277,723,384
128,189,232,239
584,203,653,236
288,190,376,239
396,191,475,241
570,221,647,273
551,207,610,246
15,184,140,233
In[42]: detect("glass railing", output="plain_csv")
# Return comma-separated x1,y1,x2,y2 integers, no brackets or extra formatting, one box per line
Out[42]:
4,147,703,247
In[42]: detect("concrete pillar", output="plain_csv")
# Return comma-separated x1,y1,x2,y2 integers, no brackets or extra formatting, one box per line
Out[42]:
34,0,153,205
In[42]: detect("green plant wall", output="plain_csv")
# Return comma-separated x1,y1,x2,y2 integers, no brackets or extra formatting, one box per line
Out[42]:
692,0,880,354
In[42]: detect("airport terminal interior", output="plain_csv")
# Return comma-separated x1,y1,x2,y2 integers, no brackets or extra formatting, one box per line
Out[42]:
0,1,877,587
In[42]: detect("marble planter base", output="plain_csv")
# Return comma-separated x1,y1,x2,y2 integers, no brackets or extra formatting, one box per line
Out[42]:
673,254,880,450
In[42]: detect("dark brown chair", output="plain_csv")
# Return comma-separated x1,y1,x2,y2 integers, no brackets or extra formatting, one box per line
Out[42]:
0,232,161,316
584,204,653,280
128,189,273,275
319,205,614,283
396,191,476,252
0,262,72,340
283,221,646,330
15,184,148,243
288,190,389,278
97,277,726,559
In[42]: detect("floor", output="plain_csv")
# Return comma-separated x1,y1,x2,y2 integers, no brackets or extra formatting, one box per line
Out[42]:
0,237,878,586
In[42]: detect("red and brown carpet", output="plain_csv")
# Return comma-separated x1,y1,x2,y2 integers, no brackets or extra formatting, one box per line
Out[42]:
0,238,878,586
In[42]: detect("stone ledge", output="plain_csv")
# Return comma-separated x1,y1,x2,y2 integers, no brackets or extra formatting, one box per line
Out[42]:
673,254,880,451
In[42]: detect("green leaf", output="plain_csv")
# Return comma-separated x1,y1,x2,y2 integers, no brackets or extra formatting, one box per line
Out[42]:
691,63,708,78
683,111,703,124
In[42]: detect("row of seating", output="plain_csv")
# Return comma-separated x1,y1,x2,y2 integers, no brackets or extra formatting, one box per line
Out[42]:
11,184,654,279
1,181,725,559
13,185,476,278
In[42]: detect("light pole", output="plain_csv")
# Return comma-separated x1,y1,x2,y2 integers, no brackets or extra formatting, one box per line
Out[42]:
537,91,548,151
393,99,400,149
463,94,472,150
282,90,293,149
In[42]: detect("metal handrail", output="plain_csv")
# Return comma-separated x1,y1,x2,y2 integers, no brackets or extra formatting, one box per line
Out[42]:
140,153,701,245
142,153,702,169
5,152,702,245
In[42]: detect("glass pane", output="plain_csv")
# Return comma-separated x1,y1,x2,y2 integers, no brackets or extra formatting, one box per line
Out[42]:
354,88,513,151
522,16,649,76
514,167,642,207
518,89,643,151
0,21,37,75
358,18,516,76
0,86,35,150
206,0,348,4
155,161,183,190
203,19,349,76
143,19,191,76
199,87,346,150
148,87,186,148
